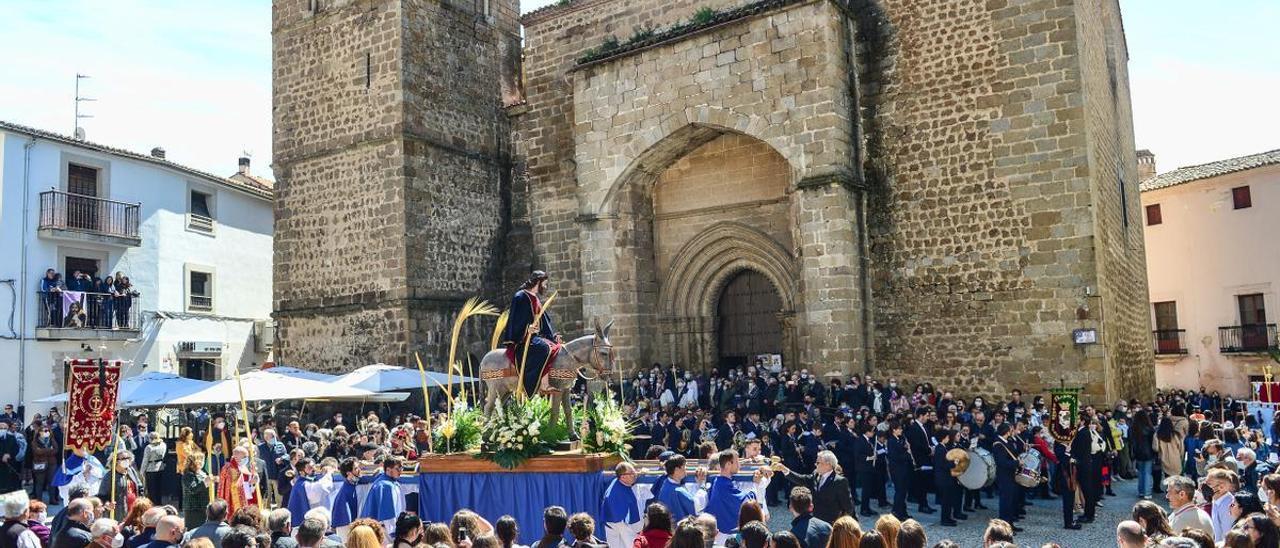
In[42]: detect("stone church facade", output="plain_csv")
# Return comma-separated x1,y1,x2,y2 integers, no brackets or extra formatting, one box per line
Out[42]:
271,0,1155,401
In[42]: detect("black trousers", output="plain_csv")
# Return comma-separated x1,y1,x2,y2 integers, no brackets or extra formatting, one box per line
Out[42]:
997,477,1018,523
936,478,960,522
1060,485,1076,526
857,471,875,513
912,468,932,510
890,467,911,518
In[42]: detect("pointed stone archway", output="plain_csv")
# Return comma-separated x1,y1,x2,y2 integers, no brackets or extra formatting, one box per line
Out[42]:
658,222,799,371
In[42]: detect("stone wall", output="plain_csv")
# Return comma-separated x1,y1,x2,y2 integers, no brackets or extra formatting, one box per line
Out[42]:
519,0,1152,401
272,0,521,371
1072,0,1155,399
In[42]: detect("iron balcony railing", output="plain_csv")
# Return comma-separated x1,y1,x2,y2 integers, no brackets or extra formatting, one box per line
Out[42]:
1219,324,1278,353
1152,329,1188,355
36,291,142,331
39,190,140,239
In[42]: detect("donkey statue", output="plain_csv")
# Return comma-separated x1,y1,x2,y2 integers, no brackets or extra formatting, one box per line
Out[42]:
480,320,615,435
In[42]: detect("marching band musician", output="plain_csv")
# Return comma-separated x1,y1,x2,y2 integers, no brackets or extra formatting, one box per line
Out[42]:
886,420,913,521
872,427,890,509
1054,431,1081,530
991,424,1023,533
852,423,877,517
904,407,936,516
930,428,963,527
956,424,986,513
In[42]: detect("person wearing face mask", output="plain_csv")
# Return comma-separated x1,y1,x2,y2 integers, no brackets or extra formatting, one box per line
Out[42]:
87,518,121,548
50,499,95,548
30,427,59,504
0,421,27,494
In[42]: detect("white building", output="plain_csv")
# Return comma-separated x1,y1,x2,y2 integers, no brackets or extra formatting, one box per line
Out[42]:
1140,148,1280,396
0,121,275,413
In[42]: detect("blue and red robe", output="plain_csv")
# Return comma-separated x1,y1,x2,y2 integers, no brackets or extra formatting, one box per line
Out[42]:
502,289,560,395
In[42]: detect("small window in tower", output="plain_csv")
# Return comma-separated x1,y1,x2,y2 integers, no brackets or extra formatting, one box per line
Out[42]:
1233,186,1252,209
1145,204,1162,226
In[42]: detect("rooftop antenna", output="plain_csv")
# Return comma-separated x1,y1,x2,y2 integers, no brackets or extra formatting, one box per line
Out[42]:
74,73,95,140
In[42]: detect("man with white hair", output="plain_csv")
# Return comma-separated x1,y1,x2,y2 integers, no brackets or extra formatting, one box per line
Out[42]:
775,450,855,524
1116,520,1146,548
87,519,119,548
217,445,260,517
1,490,42,548
1237,447,1271,491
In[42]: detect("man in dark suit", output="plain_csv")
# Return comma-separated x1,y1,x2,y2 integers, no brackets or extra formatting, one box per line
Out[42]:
1070,417,1101,524
714,411,738,452
992,423,1023,533
777,450,855,524
904,407,936,514
887,420,913,521
786,487,832,548
931,428,965,527
852,424,877,517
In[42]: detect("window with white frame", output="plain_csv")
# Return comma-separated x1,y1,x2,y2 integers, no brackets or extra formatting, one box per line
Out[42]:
187,187,216,233
187,266,214,312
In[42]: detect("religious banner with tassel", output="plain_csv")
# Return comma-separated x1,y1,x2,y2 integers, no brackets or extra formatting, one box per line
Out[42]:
65,359,123,451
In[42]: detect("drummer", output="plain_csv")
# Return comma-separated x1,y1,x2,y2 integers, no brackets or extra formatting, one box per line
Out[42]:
930,428,963,527
956,424,988,513
992,423,1024,533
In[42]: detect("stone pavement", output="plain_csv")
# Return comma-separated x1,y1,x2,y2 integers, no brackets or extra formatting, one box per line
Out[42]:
767,475,1143,547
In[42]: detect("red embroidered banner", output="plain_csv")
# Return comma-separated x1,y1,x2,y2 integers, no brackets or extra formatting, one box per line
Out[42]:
1255,382,1280,403
65,359,122,451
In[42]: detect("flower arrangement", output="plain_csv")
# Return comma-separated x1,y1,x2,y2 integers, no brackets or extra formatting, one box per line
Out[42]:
480,395,566,468
432,406,483,454
580,396,634,457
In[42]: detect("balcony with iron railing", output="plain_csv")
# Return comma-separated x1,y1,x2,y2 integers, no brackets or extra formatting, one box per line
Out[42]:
34,291,142,340
1219,324,1279,353
1152,329,1188,355
38,190,141,246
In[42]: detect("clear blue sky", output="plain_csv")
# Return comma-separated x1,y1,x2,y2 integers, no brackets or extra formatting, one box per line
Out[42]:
0,0,1274,177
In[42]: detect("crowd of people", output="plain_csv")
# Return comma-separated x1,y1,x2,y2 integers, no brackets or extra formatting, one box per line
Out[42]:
4,362,1280,548
37,267,138,329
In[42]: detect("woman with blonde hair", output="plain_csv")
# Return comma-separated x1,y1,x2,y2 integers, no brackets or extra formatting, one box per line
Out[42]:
180,451,211,528
347,525,384,548
826,516,863,548
873,515,900,548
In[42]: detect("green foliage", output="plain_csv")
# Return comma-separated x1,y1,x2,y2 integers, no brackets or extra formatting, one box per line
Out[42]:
579,395,635,457
599,35,621,53
555,0,573,6
479,396,569,469
691,7,717,26
431,407,483,454
629,24,657,44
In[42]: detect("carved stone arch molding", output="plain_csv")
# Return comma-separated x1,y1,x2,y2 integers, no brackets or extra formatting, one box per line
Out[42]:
657,221,800,370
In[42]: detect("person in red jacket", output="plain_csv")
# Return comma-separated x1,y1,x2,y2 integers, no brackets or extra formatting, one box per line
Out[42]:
632,504,671,548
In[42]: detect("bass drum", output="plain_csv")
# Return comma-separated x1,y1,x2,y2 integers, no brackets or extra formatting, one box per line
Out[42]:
958,448,996,490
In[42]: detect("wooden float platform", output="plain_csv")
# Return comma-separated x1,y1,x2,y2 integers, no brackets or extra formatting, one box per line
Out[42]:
415,451,614,473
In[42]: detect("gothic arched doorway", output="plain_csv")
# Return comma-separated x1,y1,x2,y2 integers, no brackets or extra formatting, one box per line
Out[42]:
716,269,783,372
